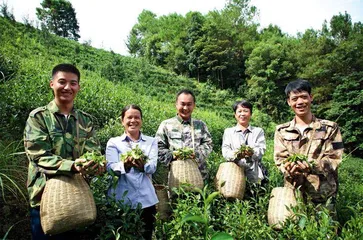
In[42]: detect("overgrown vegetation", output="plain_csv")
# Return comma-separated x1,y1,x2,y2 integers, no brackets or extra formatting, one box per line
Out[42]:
0,1,362,238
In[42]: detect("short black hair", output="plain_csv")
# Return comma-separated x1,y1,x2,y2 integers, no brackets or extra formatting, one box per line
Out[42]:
52,63,80,81
285,79,311,98
121,104,143,120
176,89,196,103
233,100,253,114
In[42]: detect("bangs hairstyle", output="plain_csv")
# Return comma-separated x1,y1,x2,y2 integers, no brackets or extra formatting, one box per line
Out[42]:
120,104,143,120
176,89,196,103
285,79,312,98
233,100,253,114
52,63,81,81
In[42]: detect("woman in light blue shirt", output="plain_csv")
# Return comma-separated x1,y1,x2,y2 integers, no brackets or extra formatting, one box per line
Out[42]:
222,100,267,184
106,104,158,240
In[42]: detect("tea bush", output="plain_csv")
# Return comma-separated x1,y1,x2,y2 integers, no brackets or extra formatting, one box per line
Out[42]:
0,16,362,239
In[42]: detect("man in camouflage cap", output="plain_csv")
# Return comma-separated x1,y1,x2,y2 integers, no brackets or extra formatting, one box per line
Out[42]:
274,79,344,212
24,63,104,239
155,89,213,181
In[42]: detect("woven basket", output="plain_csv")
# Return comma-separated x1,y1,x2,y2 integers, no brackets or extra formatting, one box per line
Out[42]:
40,173,97,235
168,159,204,191
267,187,297,230
215,162,246,200
154,184,171,220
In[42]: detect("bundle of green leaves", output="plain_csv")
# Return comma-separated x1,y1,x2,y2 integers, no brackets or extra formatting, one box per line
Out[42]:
285,153,315,168
234,144,254,159
285,153,308,163
79,151,106,166
120,145,149,164
173,147,195,161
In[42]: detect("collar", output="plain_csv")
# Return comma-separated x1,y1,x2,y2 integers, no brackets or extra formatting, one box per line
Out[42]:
234,124,252,133
286,115,321,131
176,114,192,124
48,100,77,119
121,132,146,142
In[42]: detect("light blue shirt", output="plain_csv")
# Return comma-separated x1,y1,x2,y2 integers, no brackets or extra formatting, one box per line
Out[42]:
106,133,158,209
222,125,266,183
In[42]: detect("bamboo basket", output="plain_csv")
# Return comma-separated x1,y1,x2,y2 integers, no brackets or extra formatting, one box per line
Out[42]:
267,187,297,230
154,184,171,220
215,162,246,200
40,173,97,235
168,159,204,191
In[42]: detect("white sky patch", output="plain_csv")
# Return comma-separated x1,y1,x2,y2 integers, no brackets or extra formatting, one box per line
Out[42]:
6,0,363,55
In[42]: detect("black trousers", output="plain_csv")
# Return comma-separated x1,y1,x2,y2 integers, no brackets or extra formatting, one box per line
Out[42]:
141,205,157,240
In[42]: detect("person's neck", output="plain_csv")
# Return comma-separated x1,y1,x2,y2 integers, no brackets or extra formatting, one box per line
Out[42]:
55,100,74,115
127,131,140,142
237,123,249,131
179,114,191,122
295,113,313,126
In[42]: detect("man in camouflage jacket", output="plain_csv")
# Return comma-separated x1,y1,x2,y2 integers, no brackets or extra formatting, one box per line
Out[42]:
155,89,213,180
274,79,344,207
24,64,104,239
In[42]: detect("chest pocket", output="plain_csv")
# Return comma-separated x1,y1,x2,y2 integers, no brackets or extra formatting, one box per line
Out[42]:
310,129,329,155
282,131,300,152
170,131,182,139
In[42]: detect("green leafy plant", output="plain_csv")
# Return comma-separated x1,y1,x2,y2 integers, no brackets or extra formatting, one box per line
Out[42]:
234,144,254,159
79,151,106,166
173,147,194,160
0,141,27,202
286,153,308,163
120,145,149,164
181,185,233,240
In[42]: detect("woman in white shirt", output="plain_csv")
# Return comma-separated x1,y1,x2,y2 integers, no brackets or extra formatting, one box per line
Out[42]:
106,104,158,240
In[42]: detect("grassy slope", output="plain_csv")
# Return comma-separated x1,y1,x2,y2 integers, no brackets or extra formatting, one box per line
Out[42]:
1,17,362,239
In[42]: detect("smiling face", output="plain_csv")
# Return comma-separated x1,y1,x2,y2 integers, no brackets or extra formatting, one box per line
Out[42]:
235,105,251,128
122,108,142,136
287,91,313,118
176,93,195,121
50,71,80,105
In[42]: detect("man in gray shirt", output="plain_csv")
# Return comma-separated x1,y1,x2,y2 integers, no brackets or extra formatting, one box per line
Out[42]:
222,100,266,183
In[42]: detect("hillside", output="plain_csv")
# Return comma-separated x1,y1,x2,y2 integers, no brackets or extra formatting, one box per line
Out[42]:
0,16,248,148
1,16,362,240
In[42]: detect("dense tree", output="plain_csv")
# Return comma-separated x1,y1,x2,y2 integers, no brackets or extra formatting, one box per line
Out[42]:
36,0,80,41
0,2,15,22
245,36,298,121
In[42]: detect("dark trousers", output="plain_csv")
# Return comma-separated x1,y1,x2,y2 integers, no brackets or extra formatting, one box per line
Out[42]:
141,205,157,240
30,208,80,240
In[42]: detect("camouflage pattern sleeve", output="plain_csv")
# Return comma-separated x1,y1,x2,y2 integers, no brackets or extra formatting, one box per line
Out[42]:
273,126,289,173
24,113,74,175
194,121,213,162
313,123,343,175
155,121,173,166
78,113,102,156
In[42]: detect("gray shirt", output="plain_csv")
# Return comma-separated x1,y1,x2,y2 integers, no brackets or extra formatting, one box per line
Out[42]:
222,125,266,183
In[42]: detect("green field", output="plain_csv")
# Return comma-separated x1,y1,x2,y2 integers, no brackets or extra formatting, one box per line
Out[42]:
0,16,362,239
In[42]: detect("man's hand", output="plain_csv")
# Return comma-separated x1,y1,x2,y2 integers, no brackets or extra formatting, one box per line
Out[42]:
285,161,311,177
73,158,105,176
73,158,87,175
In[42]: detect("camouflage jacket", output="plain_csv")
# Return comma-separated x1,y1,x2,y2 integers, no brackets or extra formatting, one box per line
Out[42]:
155,115,213,180
24,100,101,207
274,116,344,202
